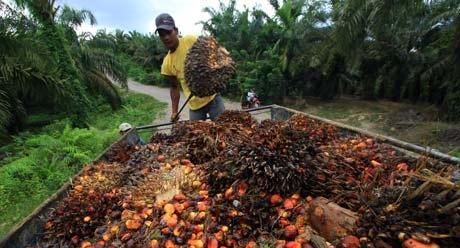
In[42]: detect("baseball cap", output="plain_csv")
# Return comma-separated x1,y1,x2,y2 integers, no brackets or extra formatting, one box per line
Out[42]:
119,123,132,132
155,13,175,32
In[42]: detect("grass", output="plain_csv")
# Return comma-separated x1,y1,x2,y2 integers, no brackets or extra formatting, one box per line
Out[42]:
0,91,166,238
451,148,460,158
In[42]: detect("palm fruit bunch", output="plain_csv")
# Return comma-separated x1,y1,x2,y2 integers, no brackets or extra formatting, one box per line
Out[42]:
184,36,236,97
215,110,256,126
168,119,253,164
205,121,318,195
288,113,339,145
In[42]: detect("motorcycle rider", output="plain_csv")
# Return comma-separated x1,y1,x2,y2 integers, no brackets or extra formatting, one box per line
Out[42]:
246,89,260,108
247,89,256,103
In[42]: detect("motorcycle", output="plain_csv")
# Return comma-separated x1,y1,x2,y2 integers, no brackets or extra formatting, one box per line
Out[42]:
242,94,261,109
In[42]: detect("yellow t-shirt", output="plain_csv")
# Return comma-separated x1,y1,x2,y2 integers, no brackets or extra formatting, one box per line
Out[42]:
161,35,216,110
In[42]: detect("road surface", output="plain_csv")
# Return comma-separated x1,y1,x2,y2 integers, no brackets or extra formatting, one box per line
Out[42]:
126,79,269,124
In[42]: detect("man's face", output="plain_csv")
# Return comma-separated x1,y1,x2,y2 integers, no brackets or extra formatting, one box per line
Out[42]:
158,29,179,51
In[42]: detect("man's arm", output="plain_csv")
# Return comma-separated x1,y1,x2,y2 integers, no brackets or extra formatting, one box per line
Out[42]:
166,75,180,121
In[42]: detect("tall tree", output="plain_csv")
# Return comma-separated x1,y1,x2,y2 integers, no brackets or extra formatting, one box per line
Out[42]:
202,0,460,120
1,1,129,132
1,1,63,132
14,0,90,126
57,5,127,110
271,0,305,101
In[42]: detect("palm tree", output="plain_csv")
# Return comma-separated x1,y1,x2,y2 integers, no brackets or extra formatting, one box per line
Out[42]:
1,1,63,132
270,0,307,101
14,0,90,126
108,29,128,54
17,0,127,110
58,4,96,44
333,0,460,120
58,5,96,29
56,5,127,109
75,44,127,109
1,1,129,132
201,0,239,48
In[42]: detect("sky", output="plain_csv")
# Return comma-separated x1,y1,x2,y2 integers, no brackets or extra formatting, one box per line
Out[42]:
48,0,275,35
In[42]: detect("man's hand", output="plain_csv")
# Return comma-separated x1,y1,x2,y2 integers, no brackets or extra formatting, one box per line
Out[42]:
171,112,180,122
218,46,229,55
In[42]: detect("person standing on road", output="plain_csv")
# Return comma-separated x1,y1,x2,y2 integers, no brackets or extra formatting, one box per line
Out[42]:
155,13,225,122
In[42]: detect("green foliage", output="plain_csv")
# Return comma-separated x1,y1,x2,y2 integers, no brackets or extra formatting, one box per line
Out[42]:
59,4,97,28
143,71,169,87
60,9,128,111
451,148,460,158
200,0,460,121
0,91,166,237
116,53,167,86
0,1,128,132
0,2,63,132
7,0,459,120
0,124,108,236
232,50,285,103
330,0,460,115
445,80,460,121
86,29,166,88
121,54,148,82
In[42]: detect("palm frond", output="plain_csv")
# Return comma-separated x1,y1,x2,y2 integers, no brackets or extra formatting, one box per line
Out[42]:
1,59,63,101
83,69,121,110
202,6,218,17
78,47,127,88
429,1,460,26
58,5,97,28
420,56,451,83
14,0,59,23
0,88,12,127
81,9,97,25
268,0,280,11
333,0,368,53
0,85,27,130
85,35,117,50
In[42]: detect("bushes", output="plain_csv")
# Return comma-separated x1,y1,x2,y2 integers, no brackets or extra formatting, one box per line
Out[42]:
0,92,166,237
143,71,168,87
127,65,166,87
117,53,167,86
229,50,285,103
0,125,110,236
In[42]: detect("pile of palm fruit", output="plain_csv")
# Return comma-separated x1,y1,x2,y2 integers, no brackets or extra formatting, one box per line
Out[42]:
32,111,459,248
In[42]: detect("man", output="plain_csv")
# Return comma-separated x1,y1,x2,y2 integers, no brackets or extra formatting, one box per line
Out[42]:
118,122,145,145
156,13,225,121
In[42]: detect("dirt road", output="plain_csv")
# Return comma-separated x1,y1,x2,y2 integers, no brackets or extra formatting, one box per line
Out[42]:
126,79,260,124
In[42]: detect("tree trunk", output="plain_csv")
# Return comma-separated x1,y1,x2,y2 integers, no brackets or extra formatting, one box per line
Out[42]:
280,70,290,104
